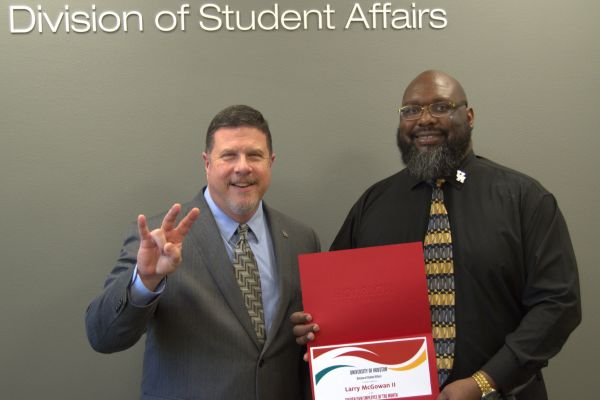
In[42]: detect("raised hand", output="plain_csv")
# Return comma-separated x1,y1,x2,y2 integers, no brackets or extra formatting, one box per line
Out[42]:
136,203,200,290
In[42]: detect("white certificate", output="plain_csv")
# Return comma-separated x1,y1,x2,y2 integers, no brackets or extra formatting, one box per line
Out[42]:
309,337,436,400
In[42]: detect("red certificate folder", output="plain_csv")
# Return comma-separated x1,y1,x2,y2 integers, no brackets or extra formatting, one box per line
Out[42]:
299,242,439,400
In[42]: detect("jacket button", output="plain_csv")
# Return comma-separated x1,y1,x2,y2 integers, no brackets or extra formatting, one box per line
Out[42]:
258,359,265,368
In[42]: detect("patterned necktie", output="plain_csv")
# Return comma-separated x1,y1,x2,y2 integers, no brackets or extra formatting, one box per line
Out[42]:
423,179,456,386
232,224,266,345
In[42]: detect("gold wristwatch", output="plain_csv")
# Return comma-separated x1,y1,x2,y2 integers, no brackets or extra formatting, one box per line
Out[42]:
472,371,501,400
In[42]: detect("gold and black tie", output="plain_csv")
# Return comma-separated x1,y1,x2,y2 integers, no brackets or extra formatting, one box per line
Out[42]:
423,179,455,386
232,224,266,345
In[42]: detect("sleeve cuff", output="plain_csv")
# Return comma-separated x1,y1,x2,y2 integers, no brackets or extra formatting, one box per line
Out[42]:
481,345,539,393
129,265,166,307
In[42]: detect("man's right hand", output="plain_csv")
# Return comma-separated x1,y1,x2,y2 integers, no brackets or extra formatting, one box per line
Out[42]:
136,203,200,291
290,311,320,361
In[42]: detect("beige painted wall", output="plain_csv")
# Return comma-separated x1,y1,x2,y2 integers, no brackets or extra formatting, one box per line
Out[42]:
1,0,597,398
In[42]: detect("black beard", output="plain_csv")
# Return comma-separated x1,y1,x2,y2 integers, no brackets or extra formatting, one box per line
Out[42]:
397,127,472,181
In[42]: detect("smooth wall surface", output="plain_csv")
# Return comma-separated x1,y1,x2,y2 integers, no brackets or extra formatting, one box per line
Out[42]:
2,0,598,398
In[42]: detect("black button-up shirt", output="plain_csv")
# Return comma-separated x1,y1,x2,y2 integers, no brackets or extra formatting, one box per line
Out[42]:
330,152,581,397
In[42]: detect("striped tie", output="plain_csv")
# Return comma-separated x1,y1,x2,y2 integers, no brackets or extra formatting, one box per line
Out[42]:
423,179,455,386
232,224,266,345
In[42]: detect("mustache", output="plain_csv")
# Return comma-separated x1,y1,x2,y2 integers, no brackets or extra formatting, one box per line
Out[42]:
410,127,448,137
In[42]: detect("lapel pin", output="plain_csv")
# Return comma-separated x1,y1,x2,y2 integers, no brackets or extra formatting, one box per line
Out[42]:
456,170,466,183
282,230,288,238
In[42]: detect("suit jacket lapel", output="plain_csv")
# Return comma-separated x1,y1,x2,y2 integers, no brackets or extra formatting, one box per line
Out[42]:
263,205,294,350
187,191,261,348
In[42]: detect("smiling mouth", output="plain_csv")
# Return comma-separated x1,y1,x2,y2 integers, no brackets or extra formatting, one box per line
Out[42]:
412,131,445,146
230,182,255,189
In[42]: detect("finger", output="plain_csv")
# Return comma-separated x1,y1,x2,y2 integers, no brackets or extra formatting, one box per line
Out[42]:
290,312,312,324
292,324,321,338
292,322,316,337
293,325,319,345
174,207,200,236
150,228,167,251
137,215,152,242
295,332,315,346
303,352,309,362
161,203,182,231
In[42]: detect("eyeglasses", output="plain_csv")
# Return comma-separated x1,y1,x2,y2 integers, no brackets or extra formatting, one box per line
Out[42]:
398,101,467,120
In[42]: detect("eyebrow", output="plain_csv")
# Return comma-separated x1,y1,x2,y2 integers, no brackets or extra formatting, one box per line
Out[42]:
403,97,453,105
218,147,266,155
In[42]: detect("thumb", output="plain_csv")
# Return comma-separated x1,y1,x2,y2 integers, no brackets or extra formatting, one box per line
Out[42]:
164,242,182,265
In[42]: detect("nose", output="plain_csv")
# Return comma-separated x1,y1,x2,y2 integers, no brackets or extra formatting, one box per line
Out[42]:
417,106,436,125
234,155,252,174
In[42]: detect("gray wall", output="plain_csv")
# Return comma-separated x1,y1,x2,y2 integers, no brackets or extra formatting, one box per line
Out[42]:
1,0,597,398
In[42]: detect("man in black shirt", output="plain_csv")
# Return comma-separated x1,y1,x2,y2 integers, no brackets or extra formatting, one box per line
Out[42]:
292,70,581,400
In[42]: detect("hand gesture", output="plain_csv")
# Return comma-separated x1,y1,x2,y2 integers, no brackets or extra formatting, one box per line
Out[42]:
136,203,200,290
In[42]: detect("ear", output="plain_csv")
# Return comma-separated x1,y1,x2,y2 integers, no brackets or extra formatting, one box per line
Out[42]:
202,152,210,170
466,107,475,128
269,153,276,166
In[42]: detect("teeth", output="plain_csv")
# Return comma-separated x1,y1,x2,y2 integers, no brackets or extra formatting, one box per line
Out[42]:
415,132,440,137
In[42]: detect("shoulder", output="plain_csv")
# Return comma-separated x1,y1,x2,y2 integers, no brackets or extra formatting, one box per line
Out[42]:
263,204,320,249
467,156,561,223
264,204,315,236
350,170,412,213
329,170,413,251
471,155,552,198
263,203,321,253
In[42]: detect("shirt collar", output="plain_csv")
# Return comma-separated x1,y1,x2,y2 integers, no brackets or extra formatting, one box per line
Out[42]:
408,150,476,190
203,187,266,243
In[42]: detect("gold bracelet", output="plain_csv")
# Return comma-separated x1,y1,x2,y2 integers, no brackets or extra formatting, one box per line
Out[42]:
472,371,495,395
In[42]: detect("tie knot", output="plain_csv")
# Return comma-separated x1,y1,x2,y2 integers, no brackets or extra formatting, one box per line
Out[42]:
237,224,250,238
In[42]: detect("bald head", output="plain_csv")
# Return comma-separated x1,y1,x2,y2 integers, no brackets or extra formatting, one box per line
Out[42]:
402,70,468,106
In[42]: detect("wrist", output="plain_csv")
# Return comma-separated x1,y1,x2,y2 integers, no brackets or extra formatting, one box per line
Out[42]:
472,371,500,399
138,272,166,291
